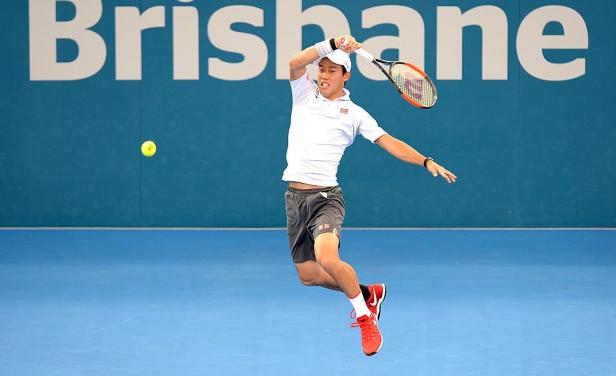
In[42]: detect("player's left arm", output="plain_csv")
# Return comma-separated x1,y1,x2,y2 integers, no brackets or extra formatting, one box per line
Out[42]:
375,134,457,184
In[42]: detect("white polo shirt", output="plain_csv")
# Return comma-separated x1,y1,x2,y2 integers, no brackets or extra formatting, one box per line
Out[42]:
282,71,386,187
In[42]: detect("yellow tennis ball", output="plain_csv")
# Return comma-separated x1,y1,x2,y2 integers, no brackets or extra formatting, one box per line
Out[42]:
141,140,157,157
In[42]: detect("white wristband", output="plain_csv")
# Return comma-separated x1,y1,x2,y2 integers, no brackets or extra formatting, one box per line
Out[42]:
314,40,333,57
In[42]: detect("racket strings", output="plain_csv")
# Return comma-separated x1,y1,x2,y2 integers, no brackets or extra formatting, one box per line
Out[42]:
390,64,436,107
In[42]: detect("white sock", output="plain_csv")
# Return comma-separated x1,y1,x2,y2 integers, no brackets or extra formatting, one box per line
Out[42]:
349,292,371,318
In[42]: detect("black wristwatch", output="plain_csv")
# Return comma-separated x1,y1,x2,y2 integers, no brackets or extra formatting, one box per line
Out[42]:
423,157,434,168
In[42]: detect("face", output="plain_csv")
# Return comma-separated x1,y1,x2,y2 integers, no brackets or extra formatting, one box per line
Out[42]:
318,58,350,100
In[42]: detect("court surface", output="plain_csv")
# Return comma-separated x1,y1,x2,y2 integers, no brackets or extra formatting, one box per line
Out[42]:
1,229,615,376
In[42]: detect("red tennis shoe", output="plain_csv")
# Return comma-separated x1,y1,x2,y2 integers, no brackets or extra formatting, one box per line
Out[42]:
365,284,386,320
352,314,383,356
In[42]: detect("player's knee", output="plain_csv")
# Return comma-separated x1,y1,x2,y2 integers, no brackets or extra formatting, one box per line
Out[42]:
314,235,340,269
299,275,319,286
316,256,340,274
297,271,319,286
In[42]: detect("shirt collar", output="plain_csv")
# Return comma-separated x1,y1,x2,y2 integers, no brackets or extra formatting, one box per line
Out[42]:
316,88,351,102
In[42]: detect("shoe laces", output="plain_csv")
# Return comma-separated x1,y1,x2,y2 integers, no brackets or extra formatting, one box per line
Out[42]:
350,314,379,342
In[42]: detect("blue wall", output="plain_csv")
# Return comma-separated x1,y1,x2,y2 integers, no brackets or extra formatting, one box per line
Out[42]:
1,0,615,227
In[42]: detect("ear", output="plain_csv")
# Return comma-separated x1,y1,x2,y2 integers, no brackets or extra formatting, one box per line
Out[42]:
344,70,351,83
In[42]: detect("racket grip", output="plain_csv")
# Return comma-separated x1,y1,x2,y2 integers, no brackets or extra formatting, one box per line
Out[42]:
355,48,374,61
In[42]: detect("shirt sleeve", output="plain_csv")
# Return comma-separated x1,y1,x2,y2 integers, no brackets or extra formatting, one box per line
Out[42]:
358,109,387,143
290,70,317,104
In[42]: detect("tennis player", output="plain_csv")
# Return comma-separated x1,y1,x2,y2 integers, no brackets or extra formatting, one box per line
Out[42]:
283,35,457,356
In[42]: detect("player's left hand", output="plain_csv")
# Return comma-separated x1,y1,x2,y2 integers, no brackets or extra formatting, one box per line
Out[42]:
427,161,457,184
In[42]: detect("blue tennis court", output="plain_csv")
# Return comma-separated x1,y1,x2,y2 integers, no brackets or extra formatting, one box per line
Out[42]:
1,229,614,375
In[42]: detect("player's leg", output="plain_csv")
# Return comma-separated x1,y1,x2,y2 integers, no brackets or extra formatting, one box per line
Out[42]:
294,260,341,291
313,232,361,299
307,188,384,316
314,232,383,356
294,257,384,315
292,186,383,355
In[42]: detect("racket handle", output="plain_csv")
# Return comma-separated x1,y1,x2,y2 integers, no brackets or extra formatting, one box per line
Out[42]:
355,48,374,62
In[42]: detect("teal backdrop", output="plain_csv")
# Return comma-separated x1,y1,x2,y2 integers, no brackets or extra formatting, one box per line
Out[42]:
1,0,615,227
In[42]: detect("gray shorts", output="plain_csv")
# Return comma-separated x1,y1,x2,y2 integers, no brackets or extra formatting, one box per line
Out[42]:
284,186,345,263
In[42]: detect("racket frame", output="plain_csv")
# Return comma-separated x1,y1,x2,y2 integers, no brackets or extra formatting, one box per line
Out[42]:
355,48,438,109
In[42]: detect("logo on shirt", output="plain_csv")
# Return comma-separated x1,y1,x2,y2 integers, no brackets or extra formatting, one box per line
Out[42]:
340,108,348,115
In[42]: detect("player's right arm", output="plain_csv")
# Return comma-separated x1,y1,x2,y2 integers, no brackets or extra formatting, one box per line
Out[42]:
289,35,360,80
289,46,320,81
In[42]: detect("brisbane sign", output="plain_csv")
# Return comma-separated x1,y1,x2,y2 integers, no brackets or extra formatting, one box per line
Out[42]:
29,0,589,82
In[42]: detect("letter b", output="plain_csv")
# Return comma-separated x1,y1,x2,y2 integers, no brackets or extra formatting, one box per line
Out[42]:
29,0,106,80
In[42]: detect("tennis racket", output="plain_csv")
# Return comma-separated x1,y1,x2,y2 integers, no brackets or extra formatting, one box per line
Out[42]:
354,48,438,109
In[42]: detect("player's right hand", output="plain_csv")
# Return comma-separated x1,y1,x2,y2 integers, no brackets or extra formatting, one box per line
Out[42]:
335,35,361,53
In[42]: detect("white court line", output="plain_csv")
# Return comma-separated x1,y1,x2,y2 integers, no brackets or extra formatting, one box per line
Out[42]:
0,227,614,231
346,227,616,231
